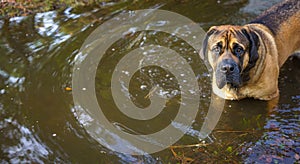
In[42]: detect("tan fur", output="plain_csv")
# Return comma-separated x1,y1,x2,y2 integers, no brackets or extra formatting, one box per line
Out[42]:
274,10,300,67
203,4,300,100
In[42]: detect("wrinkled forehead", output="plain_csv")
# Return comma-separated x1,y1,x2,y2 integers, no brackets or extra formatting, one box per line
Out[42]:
209,26,249,46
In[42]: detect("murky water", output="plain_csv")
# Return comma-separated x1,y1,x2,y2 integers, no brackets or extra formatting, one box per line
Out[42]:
1,0,299,163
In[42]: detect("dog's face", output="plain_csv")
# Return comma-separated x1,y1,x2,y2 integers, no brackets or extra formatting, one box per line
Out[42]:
201,25,260,90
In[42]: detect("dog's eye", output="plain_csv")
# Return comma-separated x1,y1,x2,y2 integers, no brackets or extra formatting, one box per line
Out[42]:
212,46,221,54
234,46,244,56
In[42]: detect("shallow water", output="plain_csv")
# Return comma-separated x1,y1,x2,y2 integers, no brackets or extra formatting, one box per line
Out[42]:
0,0,299,163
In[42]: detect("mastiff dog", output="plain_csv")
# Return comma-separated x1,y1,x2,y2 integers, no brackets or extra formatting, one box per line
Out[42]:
201,0,300,100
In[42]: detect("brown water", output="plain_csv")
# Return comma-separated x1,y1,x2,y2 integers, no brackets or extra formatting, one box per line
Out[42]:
1,0,299,163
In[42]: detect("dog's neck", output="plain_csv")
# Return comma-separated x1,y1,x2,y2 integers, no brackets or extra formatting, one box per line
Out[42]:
243,24,273,85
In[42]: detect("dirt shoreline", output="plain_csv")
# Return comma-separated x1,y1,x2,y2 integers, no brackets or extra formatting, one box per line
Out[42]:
0,0,110,18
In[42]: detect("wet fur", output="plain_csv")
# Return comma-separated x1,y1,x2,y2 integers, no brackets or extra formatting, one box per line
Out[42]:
201,0,300,100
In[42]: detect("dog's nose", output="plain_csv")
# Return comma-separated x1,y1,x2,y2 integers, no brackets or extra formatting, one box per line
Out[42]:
220,62,235,73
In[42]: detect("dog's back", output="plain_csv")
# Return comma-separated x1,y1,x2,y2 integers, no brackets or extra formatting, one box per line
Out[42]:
251,0,300,66
251,0,300,34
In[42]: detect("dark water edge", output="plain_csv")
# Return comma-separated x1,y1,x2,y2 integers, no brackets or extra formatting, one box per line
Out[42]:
0,0,299,163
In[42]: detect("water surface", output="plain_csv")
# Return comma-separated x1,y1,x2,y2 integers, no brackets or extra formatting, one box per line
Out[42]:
0,0,299,163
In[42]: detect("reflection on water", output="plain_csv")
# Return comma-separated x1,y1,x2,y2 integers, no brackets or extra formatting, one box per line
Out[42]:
1,118,51,163
0,0,299,163
242,57,300,163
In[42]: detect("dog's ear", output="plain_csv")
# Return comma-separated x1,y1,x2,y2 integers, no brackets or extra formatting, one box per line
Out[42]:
241,27,260,72
241,27,260,82
200,26,217,60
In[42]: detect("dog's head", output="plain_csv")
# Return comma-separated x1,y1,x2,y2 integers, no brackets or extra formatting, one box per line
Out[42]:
201,25,260,90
